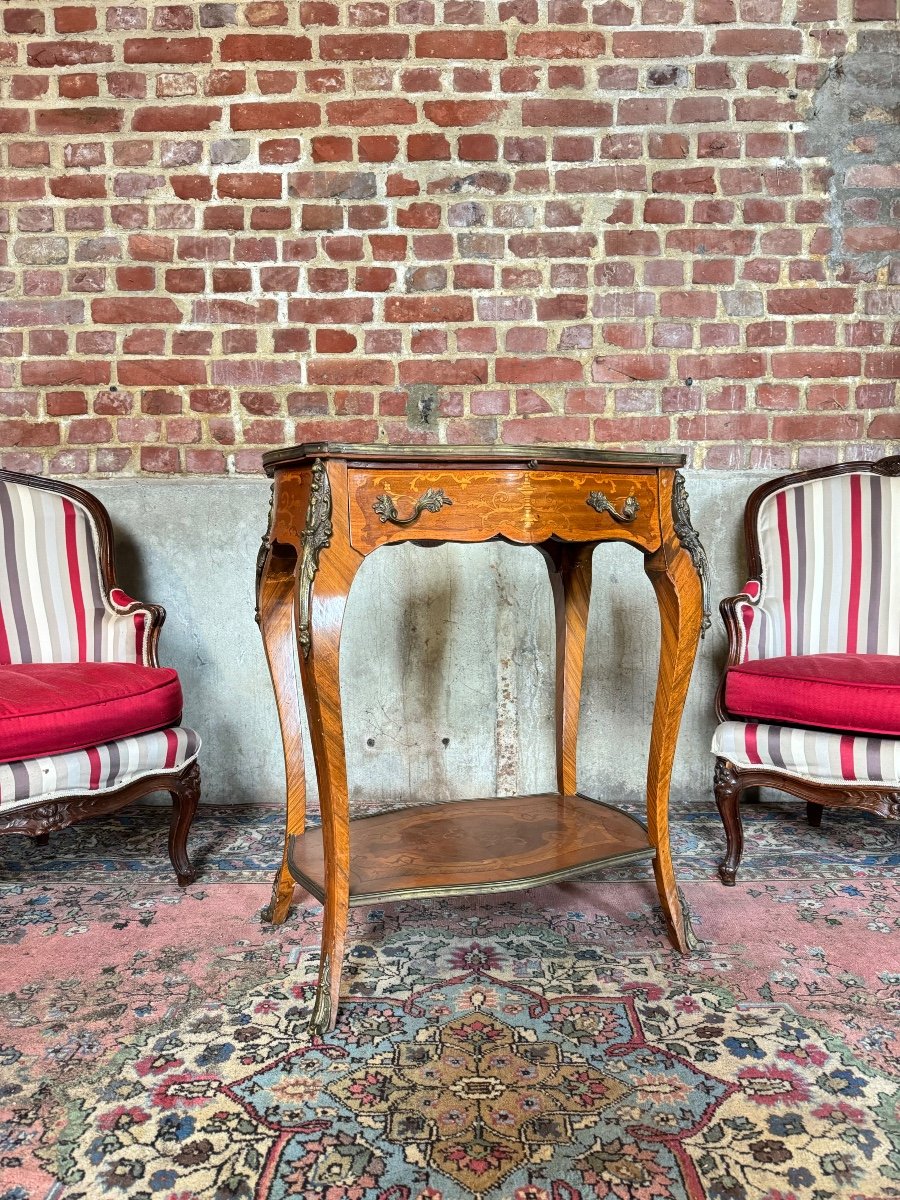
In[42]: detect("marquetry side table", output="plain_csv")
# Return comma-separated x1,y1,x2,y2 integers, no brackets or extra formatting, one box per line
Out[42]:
256,444,709,1034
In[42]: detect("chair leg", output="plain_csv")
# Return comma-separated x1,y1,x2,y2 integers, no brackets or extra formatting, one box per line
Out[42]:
167,760,200,887
714,758,744,887
806,801,824,828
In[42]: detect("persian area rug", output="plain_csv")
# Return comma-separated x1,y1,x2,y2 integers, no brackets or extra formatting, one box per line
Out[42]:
2,797,899,1200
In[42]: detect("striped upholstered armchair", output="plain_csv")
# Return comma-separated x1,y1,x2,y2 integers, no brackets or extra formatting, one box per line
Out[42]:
0,470,201,883
713,457,900,885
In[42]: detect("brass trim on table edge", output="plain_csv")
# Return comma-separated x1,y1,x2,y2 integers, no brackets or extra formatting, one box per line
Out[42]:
263,443,688,472
286,844,658,907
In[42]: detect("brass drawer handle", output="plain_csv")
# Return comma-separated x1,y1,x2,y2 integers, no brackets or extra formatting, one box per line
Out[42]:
586,491,639,523
373,488,453,526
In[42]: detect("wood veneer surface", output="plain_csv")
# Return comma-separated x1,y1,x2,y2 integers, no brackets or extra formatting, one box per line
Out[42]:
287,793,654,902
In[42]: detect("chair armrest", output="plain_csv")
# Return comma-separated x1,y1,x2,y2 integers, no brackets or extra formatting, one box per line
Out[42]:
107,589,167,666
715,580,762,720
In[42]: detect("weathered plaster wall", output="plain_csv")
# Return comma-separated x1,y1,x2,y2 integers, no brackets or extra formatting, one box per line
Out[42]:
92,470,763,809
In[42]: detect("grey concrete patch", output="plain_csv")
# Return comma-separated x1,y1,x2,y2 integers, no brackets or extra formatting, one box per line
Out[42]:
89,471,774,811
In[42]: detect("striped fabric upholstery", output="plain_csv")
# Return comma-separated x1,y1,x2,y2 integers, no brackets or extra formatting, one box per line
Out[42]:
0,478,150,666
713,720,900,788
0,726,201,810
737,471,900,663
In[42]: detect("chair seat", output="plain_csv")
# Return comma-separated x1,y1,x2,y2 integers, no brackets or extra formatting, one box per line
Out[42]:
725,653,900,737
0,726,201,810
0,662,183,764
712,719,900,787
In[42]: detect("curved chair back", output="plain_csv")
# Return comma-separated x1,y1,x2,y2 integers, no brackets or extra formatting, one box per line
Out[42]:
0,474,144,665
742,462,900,661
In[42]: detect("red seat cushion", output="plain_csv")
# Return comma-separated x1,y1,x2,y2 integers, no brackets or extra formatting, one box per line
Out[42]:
0,662,183,763
725,653,900,737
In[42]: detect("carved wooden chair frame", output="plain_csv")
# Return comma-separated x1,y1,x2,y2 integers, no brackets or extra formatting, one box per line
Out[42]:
713,455,900,886
0,469,200,885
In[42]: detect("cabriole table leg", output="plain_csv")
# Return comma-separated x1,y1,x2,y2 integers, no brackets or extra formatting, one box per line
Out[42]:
643,536,704,953
296,461,362,1034
257,540,305,926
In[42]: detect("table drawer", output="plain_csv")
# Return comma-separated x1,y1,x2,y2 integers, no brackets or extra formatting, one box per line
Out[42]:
347,467,662,552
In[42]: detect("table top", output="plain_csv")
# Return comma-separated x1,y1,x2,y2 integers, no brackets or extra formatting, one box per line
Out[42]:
263,442,687,473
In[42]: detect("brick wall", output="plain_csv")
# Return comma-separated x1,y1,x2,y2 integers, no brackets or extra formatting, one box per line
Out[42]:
1,0,897,477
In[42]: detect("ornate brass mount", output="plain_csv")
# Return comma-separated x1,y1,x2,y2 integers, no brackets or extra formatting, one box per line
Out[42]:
373,488,453,526
298,459,333,658
586,491,639,523
672,470,711,637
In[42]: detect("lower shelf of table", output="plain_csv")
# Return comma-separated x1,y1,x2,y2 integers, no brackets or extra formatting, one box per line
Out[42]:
286,792,655,905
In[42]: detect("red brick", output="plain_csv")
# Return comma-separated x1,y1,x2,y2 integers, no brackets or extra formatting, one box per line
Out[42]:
230,102,319,131
220,34,312,60
678,414,768,440
0,300,83,327
853,0,897,15
773,415,863,441
400,360,489,384
612,31,703,56
605,230,660,255
312,136,352,162
767,288,856,315
385,296,473,322
171,176,212,201
5,10,45,34
358,136,399,162
408,133,451,161
508,232,596,257
0,421,61,447
35,108,123,134
188,305,268,331
522,100,613,127
713,28,803,55
865,353,900,379
124,37,212,62
22,361,111,386
306,360,394,385
326,99,416,125
132,106,221,131
217,173,282,199
319,33,409,58
515,31,605,57
424,101,506,127
118,360,207,385
844,227,900,253
771,353,862,378
675,353,765,379
868,414,900,438
496,358,583,383
652,168,716,194
92,298,182,323
28,41,112,67
416,31,507,58
0,110,29,134
500,416,591,444
288,297,374,323
592,355,671,382
459,134,498,161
